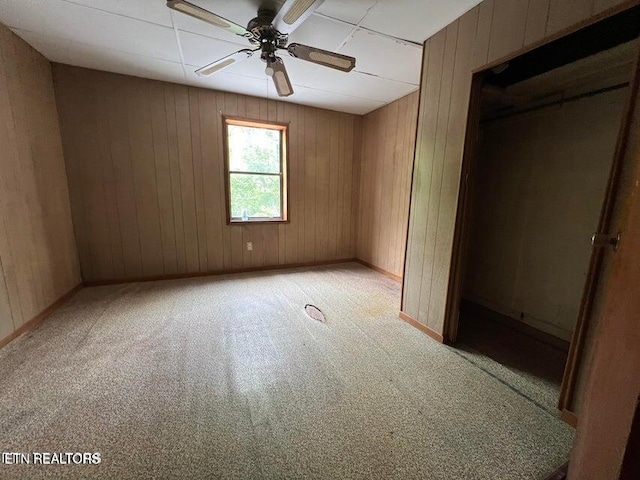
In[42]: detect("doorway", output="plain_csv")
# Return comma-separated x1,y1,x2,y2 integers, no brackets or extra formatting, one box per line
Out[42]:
445,6,640,419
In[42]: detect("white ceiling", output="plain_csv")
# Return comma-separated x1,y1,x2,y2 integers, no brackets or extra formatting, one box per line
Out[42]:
0,0,481,115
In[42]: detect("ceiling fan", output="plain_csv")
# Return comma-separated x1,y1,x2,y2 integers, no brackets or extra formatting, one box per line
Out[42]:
167,0,357,97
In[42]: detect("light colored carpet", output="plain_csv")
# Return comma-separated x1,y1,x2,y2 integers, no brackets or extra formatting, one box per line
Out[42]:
0,263,573,479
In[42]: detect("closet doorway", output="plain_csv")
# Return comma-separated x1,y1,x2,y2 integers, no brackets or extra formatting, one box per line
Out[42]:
445,6,640,422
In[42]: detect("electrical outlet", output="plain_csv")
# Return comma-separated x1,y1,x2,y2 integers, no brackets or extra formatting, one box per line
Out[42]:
246,242,253,251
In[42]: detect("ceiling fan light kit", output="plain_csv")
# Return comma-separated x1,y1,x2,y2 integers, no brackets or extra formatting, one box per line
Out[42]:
167,0,357,97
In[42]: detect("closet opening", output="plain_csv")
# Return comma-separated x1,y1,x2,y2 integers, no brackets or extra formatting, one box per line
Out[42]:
445,5,640,421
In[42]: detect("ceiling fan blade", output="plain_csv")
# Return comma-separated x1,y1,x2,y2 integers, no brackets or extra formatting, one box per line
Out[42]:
167,0,250,37
267,57,294,97
196,49,255,76
272,0,325,34
287,43,356,72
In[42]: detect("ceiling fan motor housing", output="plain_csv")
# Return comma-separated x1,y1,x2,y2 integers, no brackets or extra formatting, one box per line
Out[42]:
247,10,288,56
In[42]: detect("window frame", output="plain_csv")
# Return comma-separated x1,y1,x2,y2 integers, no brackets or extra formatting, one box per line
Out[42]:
222,116,289,225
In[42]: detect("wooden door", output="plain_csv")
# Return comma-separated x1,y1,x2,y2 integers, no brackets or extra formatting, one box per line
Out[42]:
558,41,640,418
567,45,640,478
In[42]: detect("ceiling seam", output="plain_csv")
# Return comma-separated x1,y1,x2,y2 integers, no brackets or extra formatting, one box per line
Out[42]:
293,83,386,103
312,12,422,49
169,10,189,81
10,27,184,67
60,0,172,29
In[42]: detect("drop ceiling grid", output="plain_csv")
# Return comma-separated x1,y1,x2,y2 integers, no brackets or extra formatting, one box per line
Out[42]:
0,0,482,114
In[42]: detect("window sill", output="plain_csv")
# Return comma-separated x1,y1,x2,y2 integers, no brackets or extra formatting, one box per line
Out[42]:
228,218,289,225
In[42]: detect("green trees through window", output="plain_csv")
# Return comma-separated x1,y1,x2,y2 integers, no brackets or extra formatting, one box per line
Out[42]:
226,121,286,222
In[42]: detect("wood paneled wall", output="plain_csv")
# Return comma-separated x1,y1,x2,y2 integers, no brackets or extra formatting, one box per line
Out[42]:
402,0,635,333
356,92,419,278
53,65,362,283
0,25,81,342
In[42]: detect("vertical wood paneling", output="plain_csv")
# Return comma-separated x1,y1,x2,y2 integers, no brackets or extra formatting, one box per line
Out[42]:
175,86,200,273
427,8,480,331
355,91,419,278
404,37,440,318
128,81,164,277
296,104,306,263
315,109,330,261
396,94,418,272
0,25,80,341
546,0,596,36
328,114,340,260
416,20,459,324
524,0,551,45
303,107,317,262
188,88,208,271
96,75,125,280
402,0,630,334
106,75,143,278
54,66,361,282
593,0,628,12
150,81,178,275
348,115,360,258
199,90,223,272
0,256,13,339
472,0,495,70
487,0,529,63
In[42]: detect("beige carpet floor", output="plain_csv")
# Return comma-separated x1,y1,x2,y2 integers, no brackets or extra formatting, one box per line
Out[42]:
0,263,573,479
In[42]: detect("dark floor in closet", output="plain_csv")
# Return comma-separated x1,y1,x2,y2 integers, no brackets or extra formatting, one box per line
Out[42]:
456,302,569,413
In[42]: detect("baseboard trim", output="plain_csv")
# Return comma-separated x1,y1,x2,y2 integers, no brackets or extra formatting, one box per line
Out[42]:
84,259,358,286
354,259,402,282
399,311,445,343
461,299,571,352
561,409,578,428
0,283,83,350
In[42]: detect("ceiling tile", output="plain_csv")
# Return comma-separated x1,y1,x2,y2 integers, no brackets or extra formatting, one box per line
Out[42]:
268,83,385,115
360,0,482,43
300,66,418,103
339,29,422,84
0,0,181,62
288,14,354,52
14,29,186,85
62,0,173,27
316,0,377,25
179,31,246,69
185,69,271,99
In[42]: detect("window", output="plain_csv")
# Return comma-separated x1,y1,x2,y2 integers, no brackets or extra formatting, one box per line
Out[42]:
223,117,288,224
